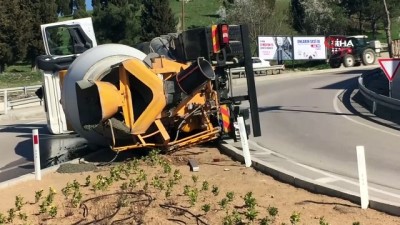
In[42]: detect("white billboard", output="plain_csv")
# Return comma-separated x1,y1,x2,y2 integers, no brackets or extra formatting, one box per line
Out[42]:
293,36,327,60
258,36,293,60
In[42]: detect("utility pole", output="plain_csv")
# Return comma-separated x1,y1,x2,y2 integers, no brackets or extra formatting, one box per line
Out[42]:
383,0,393,58
181,0,185,31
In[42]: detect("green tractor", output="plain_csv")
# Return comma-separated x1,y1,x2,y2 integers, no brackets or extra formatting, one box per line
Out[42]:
327,35,376,68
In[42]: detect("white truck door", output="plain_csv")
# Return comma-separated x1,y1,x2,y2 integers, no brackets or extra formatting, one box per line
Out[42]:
41,17,97,56
37,17,97,135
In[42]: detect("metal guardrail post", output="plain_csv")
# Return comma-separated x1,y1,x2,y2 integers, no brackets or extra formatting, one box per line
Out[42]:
4,89,8,115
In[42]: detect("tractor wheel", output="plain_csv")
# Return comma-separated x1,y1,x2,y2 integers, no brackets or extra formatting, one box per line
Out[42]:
329,58,341,68
362,48,376,65
343,54,355,67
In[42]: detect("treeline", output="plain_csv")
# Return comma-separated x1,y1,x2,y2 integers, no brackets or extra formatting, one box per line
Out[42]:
0,0,175,72
290,0,400,37
1,0,399,72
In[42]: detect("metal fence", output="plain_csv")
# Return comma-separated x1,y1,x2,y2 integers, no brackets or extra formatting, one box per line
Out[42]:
0,85,42,115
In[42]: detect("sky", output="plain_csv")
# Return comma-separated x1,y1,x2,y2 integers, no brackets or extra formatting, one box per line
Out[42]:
86,0,93,11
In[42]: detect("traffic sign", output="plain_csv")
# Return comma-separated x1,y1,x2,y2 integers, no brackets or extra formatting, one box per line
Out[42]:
378,58,400,82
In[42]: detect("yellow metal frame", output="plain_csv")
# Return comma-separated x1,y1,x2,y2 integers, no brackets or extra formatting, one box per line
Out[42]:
102,57,221,152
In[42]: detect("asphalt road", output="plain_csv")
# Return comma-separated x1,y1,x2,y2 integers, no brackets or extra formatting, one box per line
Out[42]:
0,118,90,183
234,67,400,191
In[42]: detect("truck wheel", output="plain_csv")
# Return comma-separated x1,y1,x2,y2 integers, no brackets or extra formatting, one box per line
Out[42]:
329,58,341,68
343,54,355,67
362,49,376,65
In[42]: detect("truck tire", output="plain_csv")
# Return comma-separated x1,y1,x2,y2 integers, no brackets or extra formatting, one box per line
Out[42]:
343,54,355,67
362,48,376,65
329,58,341,68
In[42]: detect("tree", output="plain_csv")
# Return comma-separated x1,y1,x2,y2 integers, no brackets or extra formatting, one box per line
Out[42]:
0,0,32,72
92,0,142,46
289,0,347,35
140,0,177,41
55,0,72,16
24,0,58,68
226,0,276,45
383,0,392,58
290,0,305,33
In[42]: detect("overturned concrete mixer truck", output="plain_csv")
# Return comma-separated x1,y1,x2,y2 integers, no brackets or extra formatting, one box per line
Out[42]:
35,17,261,152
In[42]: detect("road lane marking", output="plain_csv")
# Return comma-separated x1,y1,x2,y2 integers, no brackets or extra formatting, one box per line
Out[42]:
333,90,400,137
314,177,338,184
0,162,33,174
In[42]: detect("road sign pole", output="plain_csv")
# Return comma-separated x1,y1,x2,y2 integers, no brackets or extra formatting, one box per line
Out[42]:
389,81,392,98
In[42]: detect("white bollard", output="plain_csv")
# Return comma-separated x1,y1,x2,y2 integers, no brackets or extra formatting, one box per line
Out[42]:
356,145,369,209
237,116,251,167
32,129,41,180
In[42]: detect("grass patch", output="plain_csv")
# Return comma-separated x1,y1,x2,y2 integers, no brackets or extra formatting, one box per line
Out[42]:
285,60,330,71
169,0,221,29
0,64,42,89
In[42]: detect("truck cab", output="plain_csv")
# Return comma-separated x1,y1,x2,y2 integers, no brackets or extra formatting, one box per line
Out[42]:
36,17,97,134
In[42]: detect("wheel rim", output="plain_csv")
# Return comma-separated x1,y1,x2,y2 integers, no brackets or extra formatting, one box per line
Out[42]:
365,53,374,64
346,57,353,66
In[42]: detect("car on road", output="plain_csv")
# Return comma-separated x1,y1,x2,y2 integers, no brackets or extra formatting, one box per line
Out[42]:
252,57,271,69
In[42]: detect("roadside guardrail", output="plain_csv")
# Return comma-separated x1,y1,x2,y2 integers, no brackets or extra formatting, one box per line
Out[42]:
359,68,400,117
228,65,285,78
0,85,42,115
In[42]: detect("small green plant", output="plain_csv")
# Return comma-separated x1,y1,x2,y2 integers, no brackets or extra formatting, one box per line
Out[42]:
18,212,27,221
173,169,182,182
219,198,229,209
46,187,57,204
146,149,162,166
129,178,137,190
267,206,279,217
71,191,82,208
188,188,199,206
137,169,148,182
260,217,271,225
6,208,15,223
183,185,190,196
162,161,172,174
0,213,6,224
290,212,301,225
201,204,211,213
192,175,199,184
85,175,91,186
49,205,58,218
226,192,235,202
15,195,25,211
34,189,44,203
319,217,330,225
245,207,258,221
243,192,257,208
151,176,165,190
62,183,72,199
212,185,220,196
222,210,242,225
201,181,209,191
352,222,361,225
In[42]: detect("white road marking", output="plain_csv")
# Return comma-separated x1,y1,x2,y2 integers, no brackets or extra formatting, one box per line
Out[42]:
0,162,33,174
333,90,400,137
314,177,338,184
